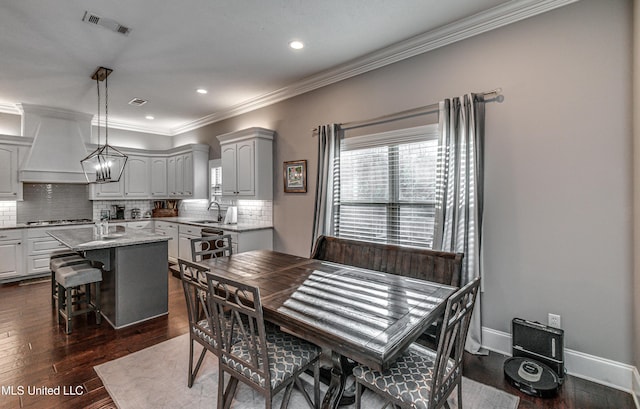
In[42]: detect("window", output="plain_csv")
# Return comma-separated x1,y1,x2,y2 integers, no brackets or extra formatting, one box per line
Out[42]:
334,124,438,248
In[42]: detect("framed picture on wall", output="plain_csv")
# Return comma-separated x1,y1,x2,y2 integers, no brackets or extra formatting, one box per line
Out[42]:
283,160,307,193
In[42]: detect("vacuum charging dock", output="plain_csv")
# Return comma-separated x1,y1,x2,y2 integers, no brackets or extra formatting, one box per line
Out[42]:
504,318,565,398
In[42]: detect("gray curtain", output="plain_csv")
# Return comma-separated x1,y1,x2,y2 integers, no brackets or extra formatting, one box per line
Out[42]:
433,94,485,354
310,124,341,255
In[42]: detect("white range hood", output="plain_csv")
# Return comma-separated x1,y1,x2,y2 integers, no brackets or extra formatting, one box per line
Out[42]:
18,104,92,184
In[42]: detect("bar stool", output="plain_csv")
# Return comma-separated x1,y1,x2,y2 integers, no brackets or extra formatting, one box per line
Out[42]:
56,262,103,334
49,251,90,305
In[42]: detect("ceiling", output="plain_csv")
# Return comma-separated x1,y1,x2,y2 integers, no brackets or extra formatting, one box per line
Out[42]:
0,0,574,136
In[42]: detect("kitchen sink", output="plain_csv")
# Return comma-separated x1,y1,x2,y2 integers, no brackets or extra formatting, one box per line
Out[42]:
190,220,221,225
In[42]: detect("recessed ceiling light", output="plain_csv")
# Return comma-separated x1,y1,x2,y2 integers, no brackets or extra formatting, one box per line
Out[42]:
145,115,154,120
196,89,208,94
289,40,304,50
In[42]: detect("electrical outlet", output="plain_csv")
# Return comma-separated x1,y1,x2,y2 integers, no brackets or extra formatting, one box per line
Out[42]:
548,313,561,328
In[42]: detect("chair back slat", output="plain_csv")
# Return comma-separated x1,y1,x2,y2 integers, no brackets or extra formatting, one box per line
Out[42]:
190,234,233,262
206,272,271,390
178,258,213,338
431,277,480,407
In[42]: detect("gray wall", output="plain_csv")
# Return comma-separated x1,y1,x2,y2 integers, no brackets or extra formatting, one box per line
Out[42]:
175,0,634,364
633,0,640,370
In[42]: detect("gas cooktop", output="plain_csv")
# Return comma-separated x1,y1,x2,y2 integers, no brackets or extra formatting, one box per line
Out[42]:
25,219,93,226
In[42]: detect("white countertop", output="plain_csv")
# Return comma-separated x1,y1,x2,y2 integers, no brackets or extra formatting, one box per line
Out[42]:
47,226,170,251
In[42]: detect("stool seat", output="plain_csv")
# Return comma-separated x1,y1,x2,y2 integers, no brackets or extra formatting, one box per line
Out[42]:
56,263,103,334
50,254,87,271
56,264,102,288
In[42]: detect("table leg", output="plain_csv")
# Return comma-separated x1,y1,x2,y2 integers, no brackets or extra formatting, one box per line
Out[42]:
321,352,359,409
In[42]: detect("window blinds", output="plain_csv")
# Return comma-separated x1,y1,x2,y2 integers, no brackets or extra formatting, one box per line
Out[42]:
335,124,439,248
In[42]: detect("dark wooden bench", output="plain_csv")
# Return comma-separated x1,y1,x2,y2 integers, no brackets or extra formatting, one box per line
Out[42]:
311,235,463,287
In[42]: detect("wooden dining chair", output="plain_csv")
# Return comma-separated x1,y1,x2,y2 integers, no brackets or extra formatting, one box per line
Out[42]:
190,234,233,262
353,277,481,409
178,258,219,388
205,272,322,409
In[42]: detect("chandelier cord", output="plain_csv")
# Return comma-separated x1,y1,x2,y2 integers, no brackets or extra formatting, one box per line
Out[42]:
96,75,101,147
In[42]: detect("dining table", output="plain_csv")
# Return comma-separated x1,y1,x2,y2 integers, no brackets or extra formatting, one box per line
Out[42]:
196,249,456,409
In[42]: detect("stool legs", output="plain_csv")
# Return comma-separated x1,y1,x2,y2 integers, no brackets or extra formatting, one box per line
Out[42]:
56,281,102,334
65,287,73,334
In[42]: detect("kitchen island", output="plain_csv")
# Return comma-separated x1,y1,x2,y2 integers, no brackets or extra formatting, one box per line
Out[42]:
48,227,170,329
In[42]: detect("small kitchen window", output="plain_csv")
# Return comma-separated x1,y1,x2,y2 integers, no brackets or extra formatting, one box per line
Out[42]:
334,124,438,248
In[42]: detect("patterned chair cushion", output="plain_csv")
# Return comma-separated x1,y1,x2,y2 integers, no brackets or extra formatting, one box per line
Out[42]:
353,343,458,409
192,319,217,348
222,325,320,390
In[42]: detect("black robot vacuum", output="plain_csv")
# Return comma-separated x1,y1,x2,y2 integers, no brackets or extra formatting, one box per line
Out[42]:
504,357,561,398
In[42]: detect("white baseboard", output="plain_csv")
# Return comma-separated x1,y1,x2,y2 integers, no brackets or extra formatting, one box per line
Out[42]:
481,326,639,405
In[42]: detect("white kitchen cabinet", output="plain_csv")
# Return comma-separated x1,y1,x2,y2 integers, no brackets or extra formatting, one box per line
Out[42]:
0,145,20,199
223,229,273,254
25,226,79,278
90,144,208,200
126,220,153,231
178,224,202,260
124,156,151,198
150,157,168,197
154,220,178,263
90,178,125,199
217,127,274,200
0,229,24,282
168,151,206,198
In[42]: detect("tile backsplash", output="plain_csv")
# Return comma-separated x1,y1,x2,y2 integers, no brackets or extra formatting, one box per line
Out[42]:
92,200,153,220
17,183,92,223
0,201,17,226
179,199,272,225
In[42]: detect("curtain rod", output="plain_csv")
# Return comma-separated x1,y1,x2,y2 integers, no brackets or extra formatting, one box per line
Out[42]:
312,88,501,133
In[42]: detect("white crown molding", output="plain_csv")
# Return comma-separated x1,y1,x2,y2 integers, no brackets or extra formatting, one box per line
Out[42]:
92,118,173,137
0,103,20,115
171,0,578,135
482,326,639,399
1,0,578,136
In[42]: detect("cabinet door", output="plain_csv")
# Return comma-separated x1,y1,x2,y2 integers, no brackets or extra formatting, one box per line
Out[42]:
150,157,168,197
0,145,18,198
0,240,23,279
175,155,185,196
221,144,238,195
94,178,125,198
125,156,151,198
236,140,255,196
183,153,194,196
167,156,177,196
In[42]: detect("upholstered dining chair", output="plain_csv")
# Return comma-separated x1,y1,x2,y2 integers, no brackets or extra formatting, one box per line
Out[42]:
190,234,233,262
353,277,481,409
178,257,219,388
205,272,322,409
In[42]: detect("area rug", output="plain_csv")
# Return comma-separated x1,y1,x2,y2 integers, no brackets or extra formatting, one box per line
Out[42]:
95,334,519,409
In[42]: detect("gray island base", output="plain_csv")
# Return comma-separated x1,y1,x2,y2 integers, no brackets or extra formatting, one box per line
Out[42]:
48,227,170,329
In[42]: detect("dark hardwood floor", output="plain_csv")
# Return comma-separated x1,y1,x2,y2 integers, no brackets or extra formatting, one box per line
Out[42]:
0,272,634,409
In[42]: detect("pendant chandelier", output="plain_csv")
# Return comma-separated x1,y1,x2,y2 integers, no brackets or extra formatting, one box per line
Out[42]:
81,67,128,183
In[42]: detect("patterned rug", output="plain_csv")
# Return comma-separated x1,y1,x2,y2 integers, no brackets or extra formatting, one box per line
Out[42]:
95,333,519,409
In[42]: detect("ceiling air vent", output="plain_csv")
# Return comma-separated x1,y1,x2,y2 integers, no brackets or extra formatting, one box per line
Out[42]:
82,11,131,36
128,98,148,106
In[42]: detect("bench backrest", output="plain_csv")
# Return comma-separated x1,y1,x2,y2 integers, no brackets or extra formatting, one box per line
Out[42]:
311,235,463,287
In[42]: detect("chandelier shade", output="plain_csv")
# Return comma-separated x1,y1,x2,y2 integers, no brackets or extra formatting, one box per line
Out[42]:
81,66,128,183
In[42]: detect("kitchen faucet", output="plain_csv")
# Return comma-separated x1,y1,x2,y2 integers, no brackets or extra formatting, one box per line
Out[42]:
208,201,223,222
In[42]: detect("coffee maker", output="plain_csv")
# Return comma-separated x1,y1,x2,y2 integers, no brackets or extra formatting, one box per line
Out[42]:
113,205,125,220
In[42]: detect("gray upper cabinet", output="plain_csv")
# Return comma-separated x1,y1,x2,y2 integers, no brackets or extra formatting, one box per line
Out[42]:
0,145,19,199
124,156,151,198
90,144,209,200
150,157,168,197
217,127,274,200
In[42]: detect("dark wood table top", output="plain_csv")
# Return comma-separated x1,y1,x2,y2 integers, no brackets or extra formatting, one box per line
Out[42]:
197,249,456,370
